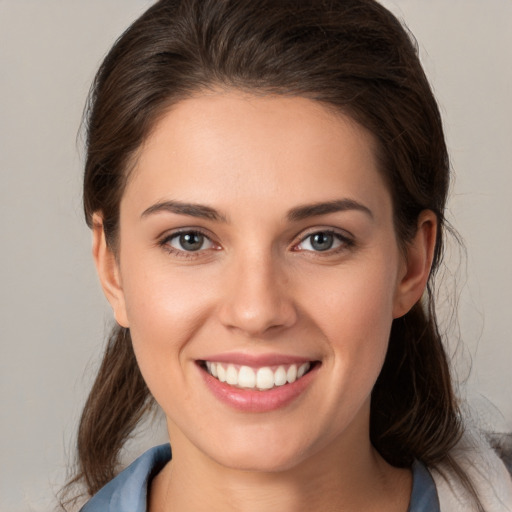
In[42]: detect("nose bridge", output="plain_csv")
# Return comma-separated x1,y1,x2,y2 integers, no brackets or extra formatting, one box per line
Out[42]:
218,247,297,336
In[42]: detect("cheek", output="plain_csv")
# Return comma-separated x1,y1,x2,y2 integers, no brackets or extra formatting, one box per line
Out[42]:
125,273,207,339
304,256,398,381
309,261,397,335
118,255,220,387
120,233,220,332
129,288,211,346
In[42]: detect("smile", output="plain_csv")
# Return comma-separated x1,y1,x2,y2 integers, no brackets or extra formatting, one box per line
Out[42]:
204,361,312,390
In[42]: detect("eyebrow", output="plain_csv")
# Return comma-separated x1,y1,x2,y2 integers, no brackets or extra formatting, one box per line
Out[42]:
141,200,228,222
140,198,373,223
286,199,373,222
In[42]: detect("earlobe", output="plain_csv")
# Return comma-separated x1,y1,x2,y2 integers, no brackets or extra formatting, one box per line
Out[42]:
92,213,130,327
393,210,437,319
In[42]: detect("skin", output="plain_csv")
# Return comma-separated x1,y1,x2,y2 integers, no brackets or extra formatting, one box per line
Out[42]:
93,91,437,511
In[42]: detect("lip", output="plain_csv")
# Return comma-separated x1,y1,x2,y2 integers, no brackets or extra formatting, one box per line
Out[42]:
198,358,320,413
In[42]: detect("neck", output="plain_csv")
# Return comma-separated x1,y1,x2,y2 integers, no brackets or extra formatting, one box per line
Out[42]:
149,424,411,512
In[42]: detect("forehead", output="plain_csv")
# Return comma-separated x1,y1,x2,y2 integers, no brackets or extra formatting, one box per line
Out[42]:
123,91,391,220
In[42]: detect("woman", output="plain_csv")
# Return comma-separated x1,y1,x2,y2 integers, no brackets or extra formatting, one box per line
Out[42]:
65,0,512,510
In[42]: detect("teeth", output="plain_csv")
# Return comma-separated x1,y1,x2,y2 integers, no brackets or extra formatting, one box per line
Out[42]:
297,363,309,378
256,367,274,390
205,361,312,390
217,364,226,383
238,366,256,388
286,364,297,384
226,365,238,385
274,366,287,386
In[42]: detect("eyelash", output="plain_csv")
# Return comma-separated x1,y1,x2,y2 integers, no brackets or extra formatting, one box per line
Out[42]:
292,229,355,255
157,228,355,259
158,229,218,259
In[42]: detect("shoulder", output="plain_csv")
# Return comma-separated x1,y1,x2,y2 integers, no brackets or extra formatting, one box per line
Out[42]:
80,444,171,512
431,430,512,512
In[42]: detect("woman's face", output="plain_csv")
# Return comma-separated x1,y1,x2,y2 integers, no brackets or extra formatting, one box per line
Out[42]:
99,91,422,472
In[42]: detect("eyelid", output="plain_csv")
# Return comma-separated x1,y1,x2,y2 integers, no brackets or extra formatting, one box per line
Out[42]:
156,226,354,257
292,227,355,252
158,226,216,243
169,231,215,250
158,227,221,257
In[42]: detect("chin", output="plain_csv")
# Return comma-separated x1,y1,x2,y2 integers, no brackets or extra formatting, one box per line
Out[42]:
202,429,317,474
213,448,306,474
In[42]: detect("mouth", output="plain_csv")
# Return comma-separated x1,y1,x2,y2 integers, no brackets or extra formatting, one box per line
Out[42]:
198,356,321,412
199,360,317,391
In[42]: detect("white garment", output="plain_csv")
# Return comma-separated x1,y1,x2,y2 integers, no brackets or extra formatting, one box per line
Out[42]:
432,431,512,511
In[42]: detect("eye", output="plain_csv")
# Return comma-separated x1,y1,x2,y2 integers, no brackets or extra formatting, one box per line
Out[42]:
164,230,215,253
295,230,352,253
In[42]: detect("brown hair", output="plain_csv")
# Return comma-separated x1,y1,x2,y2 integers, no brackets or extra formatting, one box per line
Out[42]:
65,0,480,507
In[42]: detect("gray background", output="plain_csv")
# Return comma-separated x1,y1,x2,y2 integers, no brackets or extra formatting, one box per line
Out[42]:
0,1,511,510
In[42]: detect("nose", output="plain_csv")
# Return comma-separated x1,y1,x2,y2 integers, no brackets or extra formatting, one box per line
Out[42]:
217,253,298,337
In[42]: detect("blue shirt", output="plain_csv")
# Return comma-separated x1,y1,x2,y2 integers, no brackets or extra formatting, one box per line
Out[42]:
81,444,440,511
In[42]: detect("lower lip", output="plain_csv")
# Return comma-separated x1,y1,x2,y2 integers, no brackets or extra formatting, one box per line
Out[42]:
199,364,319,413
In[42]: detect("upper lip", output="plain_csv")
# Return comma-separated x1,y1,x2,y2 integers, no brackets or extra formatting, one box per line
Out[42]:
198,352,316,367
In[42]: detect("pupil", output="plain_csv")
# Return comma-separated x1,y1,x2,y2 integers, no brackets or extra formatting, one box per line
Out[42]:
311,232,333,251
180,232,203,251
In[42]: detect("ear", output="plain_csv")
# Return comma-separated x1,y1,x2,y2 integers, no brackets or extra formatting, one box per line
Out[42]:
393,210,437,319
92,213,129,327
